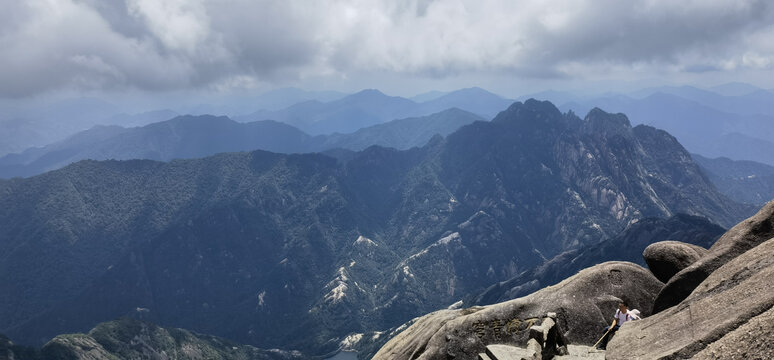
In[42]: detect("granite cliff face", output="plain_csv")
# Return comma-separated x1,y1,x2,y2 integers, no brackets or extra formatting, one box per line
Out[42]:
608,200,774,359
0,100,748,356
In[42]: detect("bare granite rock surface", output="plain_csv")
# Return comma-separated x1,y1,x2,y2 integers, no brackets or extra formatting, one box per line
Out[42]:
607,236,774,359
692,306,774,360
643,240,707,283
373,261,662,360
652,200,774,313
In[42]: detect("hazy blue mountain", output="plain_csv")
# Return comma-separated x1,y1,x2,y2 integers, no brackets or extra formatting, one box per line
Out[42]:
410,90,449,102
246,87,348,111
414,87,514,119
0,100,749,357
239,89,417,135
559,92,774,165
0,98,123,155
692,154,774,205
0,91,346,158
23,97,123,126
0,109,483,178
628,85,774,117
0,116,309,178
0,101,177,158
0,125,130,177
516,89,586,107
628,85,720,101
700,132,774,167
315,108,485,151
103,109,179,127
0,118,50,157
180,88,348,117
709,82,764,96
237,87,512,135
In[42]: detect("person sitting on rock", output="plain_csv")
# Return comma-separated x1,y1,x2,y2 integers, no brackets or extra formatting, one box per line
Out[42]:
597,299,634,350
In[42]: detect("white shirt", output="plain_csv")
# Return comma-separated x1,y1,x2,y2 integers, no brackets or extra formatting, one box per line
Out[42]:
615,309,632,326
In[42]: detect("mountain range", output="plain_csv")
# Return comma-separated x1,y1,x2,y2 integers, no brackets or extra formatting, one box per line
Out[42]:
0,100,178,157
0,100,751,357
1,317,304,360
0,108,484,179
4,83,771,169
628,84,774,116
692,154,774,206
237,87,513,134
0,89,345,157
556,91,774,166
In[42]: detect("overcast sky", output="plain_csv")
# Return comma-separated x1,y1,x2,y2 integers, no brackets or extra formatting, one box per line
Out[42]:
2,0,774,100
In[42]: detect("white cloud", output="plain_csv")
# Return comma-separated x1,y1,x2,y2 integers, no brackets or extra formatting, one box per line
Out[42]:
1,0,773,97
126,0,211,54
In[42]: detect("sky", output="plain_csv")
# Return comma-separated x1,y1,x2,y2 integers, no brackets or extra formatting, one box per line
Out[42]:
2,0,774,101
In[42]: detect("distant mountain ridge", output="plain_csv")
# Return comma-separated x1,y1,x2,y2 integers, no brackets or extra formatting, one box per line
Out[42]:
2,317,303,360
473,214,724,306
558,92,774,165
0,100,750,357
238,87,512,134
628,85,774,116
692,154,774,205
0,108,484,178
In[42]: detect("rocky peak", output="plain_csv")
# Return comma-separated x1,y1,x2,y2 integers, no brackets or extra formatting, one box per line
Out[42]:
582,108,633,137
492,99,566,130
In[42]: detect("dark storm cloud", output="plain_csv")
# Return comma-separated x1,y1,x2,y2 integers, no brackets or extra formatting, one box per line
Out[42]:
1,0,773,97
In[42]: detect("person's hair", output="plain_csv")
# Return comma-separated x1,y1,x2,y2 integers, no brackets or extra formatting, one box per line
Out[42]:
619,297,629,308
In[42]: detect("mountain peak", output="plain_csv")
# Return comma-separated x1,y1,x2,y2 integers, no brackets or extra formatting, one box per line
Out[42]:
583,107,632,136
492,99,563,126
168,114,232,122
351,88,388,98
449,87,501,97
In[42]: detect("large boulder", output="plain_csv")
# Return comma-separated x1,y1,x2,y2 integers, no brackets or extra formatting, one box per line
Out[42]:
643,241,707,283
373,262,662,360
474,214,723,306
607,236,774,359
652,200,774,313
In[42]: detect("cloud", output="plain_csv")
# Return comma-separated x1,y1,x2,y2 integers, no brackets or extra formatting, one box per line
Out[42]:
1,0,773,97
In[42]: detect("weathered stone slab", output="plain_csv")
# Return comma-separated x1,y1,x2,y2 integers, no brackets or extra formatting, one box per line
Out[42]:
487,344,533,360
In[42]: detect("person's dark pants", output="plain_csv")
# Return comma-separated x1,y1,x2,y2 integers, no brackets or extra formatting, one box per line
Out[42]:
598,325,620,349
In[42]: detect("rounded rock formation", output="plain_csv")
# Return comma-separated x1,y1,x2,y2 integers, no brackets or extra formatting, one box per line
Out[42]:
373,261,662,360
607,236,774,359
652,200,774,313
643,240,708,283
